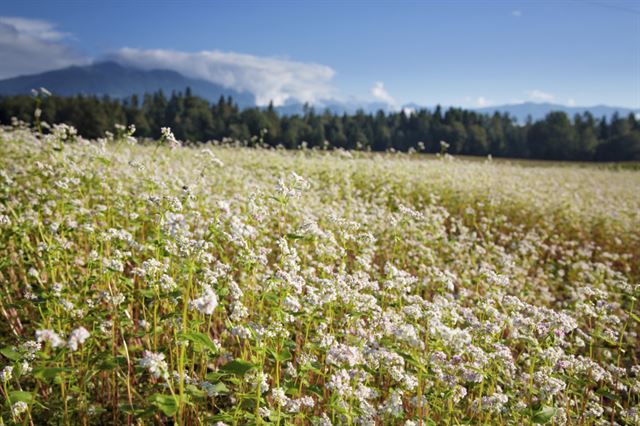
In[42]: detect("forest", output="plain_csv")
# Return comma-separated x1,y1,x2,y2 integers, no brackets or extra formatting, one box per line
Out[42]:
1,88,638,161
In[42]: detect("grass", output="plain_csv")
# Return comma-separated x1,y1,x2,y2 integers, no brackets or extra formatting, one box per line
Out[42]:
0,124,639,425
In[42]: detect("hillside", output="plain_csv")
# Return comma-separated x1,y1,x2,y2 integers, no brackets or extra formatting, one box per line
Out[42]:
0,61,255,107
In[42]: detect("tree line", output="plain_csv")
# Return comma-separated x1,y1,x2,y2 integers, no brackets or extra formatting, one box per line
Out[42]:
1,88,638,161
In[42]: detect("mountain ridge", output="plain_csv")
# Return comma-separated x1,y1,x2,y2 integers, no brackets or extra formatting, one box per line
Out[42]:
474,102,639,123
0,63,637,120
0,61,255,107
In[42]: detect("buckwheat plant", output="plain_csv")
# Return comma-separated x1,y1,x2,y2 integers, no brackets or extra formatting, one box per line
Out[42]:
0,121,639,425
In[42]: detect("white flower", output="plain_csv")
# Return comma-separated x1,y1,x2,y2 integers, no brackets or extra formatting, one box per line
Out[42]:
139,350,169,379
452,385,468,403
229,301,249,322
161,127,174,139
271,387,289,406
67,327,90,351
275,172,310,199
327,369,353,398
11,401,28,416
283,295,301,313
20,341,40,360
0,366,13,382
35,329,65,348
0,214,10,227
326,343,364,367
251,371,270,394
380,389,405,417
161,127,181,149
398,204,424,220
316,413,333,426
158,274,177,292
190,286,218,315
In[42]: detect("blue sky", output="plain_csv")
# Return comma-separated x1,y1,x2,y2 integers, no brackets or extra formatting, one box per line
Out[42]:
0,0,639,108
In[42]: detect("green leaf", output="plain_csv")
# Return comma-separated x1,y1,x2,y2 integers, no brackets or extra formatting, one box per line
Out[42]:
206,382,229,395
180,331,218,354
207,413,234,423
629,311,640,323
186,384,207,399
595,388,619,401
139,289,156,299
33,367,72,380
119,404,150,416
264,292,280,304
9,391,33,403
95,156,112,166
0,347,22,361
97,355,127,371
532,406,558,424
219,359,255,376
396,351,427,373
205,371,226,382
306,384,323,397
268,347,292,362
149,393,178,417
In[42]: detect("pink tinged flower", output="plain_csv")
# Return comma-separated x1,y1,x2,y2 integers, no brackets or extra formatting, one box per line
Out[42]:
67,327,90,351
190,287,218,315
35,329,65,348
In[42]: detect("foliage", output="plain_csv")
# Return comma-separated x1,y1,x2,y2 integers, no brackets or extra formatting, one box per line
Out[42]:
0,124,639,425
1,90,639,161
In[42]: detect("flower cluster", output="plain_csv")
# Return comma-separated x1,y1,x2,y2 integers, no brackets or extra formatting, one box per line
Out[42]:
0,123,638,424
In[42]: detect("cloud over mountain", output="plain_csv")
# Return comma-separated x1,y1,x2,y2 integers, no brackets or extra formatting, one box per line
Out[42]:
526,89,555,102
108,48,337,106
370,81,396,107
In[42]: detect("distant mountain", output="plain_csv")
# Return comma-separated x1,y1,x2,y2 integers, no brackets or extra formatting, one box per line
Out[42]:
275,100,639,121
1,64,637,121
473,102,639,123
0,61,255,107
274,100,392,115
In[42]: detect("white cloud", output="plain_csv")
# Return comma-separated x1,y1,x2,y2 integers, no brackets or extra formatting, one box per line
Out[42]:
370,81,396,107
476,96,490,107
567,98,576,107
0,16,88,79
0,16,68,41
108,47,337,106
401,107,415,116
526,89,555,102
512,10,522,17
465,96,492,108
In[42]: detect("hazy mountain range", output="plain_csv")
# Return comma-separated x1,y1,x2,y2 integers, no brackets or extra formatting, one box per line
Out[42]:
474,103,639,123
0,62,637,122
0,62,255,107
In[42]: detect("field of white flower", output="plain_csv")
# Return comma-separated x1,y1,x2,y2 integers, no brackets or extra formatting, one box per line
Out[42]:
1,124,639,425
